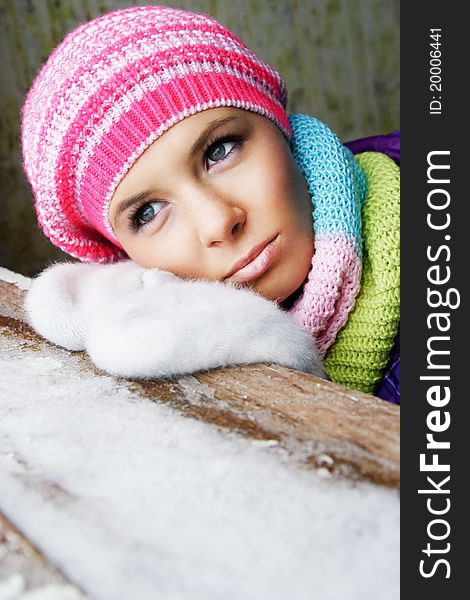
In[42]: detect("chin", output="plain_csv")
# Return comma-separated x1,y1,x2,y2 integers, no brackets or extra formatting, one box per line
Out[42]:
255,276,305,305
265,266,311,305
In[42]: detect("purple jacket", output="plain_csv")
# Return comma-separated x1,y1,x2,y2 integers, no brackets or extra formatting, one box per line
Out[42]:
345,131,400,404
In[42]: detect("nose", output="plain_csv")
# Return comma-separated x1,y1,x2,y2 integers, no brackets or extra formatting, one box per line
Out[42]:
190,190,246,247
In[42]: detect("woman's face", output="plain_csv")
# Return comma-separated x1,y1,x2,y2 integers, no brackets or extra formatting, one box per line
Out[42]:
109,107,314,302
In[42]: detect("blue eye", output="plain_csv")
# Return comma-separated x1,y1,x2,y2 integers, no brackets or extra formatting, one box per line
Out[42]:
206,140,237,167
133,201,164,229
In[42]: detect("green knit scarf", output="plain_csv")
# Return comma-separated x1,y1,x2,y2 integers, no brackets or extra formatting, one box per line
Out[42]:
324,152,400,392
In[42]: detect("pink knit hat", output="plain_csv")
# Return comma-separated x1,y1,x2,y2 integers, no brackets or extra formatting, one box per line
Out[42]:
21,5,290,263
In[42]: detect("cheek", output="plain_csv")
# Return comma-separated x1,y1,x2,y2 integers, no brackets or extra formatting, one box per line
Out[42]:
267,167,312,235
120,238,161,269
117,231,188,273
252,146,310,220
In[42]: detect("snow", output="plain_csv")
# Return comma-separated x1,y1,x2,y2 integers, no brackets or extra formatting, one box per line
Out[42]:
0,331,399,600
0,268,31,291
0,574,85,600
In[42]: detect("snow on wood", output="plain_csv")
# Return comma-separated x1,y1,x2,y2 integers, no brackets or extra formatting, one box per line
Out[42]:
0,514,86,598
0,273,399,600
0,274,399,486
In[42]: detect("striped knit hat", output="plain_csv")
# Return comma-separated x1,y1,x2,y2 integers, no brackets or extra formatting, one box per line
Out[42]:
22,5,289,263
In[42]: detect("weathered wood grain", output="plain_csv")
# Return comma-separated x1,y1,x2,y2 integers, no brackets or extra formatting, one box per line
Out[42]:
0,274,399,488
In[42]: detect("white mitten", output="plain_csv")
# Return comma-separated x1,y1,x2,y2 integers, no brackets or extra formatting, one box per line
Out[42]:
24,261,149,351
25,261,323,378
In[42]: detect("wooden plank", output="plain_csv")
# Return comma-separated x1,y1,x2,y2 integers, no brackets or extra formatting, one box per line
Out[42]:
0,512,76,590
0,272,399,489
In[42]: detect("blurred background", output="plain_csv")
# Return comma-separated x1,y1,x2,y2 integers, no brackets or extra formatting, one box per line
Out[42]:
0,0,399,276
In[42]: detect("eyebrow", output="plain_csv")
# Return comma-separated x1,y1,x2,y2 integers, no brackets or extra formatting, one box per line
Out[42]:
189,115,244,155
112,114,245,227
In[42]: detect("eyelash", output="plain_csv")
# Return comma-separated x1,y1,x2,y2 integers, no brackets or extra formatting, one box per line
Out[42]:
203,133,244,170
128,198,166,232
127,132,244,232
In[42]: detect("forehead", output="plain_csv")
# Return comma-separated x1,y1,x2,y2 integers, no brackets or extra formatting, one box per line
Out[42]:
140,107,248,161
112,108,261,197
163,106,249,142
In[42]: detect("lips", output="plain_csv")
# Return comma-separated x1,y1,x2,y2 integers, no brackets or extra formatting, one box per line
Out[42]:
225,235,279,284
